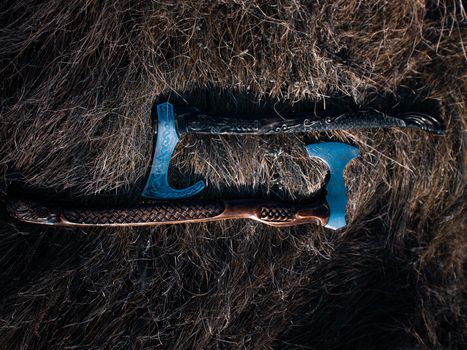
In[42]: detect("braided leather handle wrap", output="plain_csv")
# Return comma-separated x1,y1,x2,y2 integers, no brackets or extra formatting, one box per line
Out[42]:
258,204,295,222
63,202,224,225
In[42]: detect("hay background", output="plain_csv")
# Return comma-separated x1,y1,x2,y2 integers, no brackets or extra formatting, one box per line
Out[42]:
0,1,465,349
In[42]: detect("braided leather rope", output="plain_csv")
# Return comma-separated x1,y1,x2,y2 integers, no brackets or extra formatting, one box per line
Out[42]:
258,204,295,222
63,202,225,225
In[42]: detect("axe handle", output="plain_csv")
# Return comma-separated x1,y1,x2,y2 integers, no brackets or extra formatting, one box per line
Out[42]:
176,109,444,135
7,199,329,228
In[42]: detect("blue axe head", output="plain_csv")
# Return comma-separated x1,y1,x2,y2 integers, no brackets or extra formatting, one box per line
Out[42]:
142,102,206,199
306,142,359,230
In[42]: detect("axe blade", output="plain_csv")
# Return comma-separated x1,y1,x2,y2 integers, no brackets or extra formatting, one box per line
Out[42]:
306,142,359,230
142,102,206,200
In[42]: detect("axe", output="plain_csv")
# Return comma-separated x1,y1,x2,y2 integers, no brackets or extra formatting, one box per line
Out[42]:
143,102,442,200
8,141,359,230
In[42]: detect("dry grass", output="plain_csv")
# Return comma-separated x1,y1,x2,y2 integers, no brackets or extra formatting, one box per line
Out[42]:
0,0,465,349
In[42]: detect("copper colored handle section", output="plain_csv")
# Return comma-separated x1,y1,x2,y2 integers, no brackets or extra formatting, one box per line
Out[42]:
222,201,328,227
7,199,329,228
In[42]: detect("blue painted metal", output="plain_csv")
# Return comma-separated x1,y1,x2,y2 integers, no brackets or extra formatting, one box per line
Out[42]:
306,142,359,230
142,102,206,199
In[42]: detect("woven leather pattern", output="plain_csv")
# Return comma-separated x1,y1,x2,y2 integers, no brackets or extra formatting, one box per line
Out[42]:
63,202,224,225
259,205,295,222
